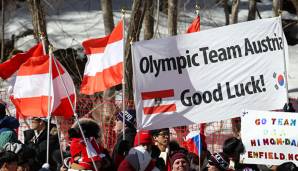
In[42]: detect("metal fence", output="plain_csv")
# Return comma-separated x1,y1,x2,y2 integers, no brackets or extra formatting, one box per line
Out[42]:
1,89,297,154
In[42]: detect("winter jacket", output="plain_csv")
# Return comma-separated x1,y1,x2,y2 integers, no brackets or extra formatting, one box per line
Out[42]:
24,128,59,171
118,146,160,171
112,127,136,169
0,129,19,147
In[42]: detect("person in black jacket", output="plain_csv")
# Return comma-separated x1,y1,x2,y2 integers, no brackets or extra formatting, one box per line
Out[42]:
223,137,259,171
23,117,59,171
112,109,137,169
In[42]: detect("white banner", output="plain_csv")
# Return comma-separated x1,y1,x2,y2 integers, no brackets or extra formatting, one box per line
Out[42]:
132,17,288,130
241,110,298,165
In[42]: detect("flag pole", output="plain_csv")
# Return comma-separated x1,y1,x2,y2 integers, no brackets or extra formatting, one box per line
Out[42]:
54,117,65,165
195,4,200,17
41,34,52,165
198,133,201,171
130,40,140,145
121,9,126,141
278,14,289,103
195,5,202,171
49,46,99,171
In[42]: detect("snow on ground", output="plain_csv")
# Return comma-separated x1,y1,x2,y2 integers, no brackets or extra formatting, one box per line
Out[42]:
3,0,298,98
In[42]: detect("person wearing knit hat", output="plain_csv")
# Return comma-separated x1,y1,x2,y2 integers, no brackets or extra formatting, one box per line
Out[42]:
0,101,20,148
112,109,137,169
118,130,160,171
170,152,190,171
207,152,230,171
116,109,136,129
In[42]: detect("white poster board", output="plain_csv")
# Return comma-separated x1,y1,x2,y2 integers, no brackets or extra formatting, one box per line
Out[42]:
132,17,288,130
241,110,298,165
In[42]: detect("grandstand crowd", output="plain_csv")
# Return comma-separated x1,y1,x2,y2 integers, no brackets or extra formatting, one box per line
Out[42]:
0,101,297,171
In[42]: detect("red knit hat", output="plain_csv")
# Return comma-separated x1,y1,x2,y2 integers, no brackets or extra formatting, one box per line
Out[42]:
133,130,152,146
170,152,189,165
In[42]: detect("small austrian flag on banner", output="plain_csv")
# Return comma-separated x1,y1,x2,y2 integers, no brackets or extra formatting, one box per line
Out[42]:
141,89,176,115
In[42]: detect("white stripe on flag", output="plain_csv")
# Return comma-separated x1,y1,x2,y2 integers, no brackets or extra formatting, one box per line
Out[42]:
52,72,75,110
84,40,123,76
13,73,51,98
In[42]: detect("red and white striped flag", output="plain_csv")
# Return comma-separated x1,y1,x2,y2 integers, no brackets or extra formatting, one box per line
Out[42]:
80,20,123,95
141,89,176,115
0,43,43,79
0,44,76,119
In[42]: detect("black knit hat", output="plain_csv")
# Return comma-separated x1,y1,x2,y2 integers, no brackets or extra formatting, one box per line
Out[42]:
277,162,298,171
116,109,136,128
208,152,230,171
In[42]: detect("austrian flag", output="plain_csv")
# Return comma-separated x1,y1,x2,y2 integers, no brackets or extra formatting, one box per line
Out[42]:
0,43,76,119
80,20,124,95
11,56,76,118
141,89,176,115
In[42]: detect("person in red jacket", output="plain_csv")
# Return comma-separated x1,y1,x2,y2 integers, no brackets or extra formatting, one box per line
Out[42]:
118,130,159,171
67,118,113,171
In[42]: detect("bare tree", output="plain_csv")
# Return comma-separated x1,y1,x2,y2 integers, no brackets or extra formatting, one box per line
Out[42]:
231,0,240,24
168,0,178,35
144,0,154,40
27,0,48,43
223,0,230,25
160,0,168,14
125,0,146,100
273,0,283,17
248,0,257,21
101,0,114,35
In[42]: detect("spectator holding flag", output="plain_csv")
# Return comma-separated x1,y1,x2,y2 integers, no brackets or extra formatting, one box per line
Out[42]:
67,118,113,171
183,131,209,170
23,117,59,171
